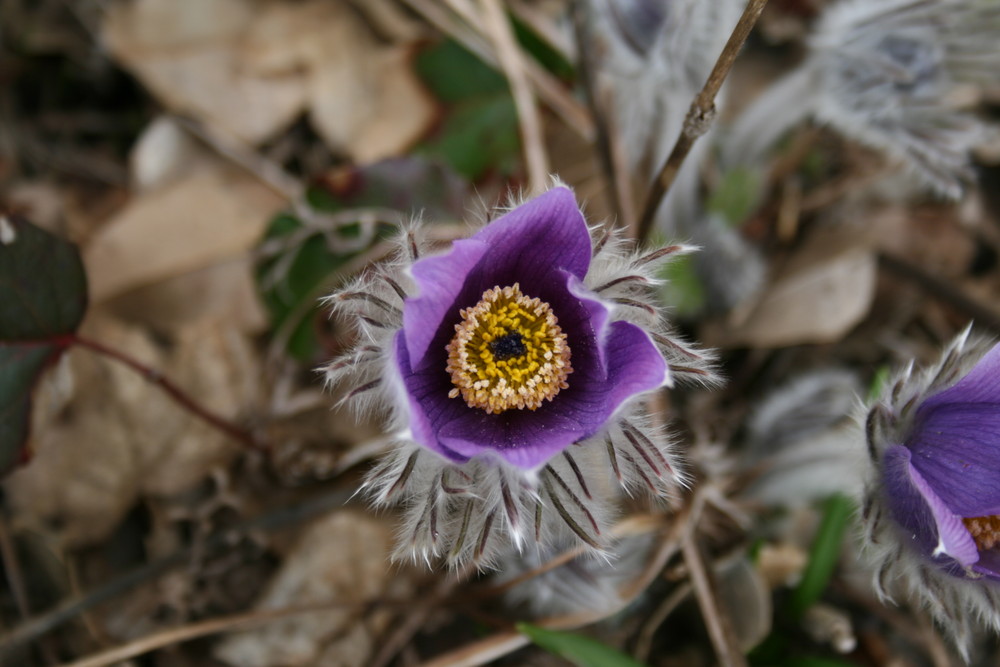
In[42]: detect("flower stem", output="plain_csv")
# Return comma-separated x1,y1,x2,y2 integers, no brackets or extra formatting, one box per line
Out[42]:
70,334,265,453
637,0,770,241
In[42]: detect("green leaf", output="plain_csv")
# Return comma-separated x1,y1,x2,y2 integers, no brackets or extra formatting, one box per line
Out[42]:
0,217,87,340
516,623,649,667
256,158,469,361
418,96,520,180
0,217,88,474
707,167,763,227
789,494,854,618
414,39,508,102
414,40,521,180
512,16,574,81
659,253,706,318
867,365,891,403
781,659,858,667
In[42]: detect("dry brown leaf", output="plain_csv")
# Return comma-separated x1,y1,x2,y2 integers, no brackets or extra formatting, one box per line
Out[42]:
5,316,259,547
104,258,269,333
83,163,283,303
240,0,435,163
721,228,877,348
103,0,308,144
213,510,414,667
308,45,434,164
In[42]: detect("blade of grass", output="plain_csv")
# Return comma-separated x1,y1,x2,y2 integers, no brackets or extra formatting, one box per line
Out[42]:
516,623,648,667
790,494,854,619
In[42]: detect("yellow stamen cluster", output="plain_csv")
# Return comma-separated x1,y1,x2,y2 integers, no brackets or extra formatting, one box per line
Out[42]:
964,515,1000,551
446,283,572,415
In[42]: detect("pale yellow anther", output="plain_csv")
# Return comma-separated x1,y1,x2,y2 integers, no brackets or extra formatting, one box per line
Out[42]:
445,283,572,414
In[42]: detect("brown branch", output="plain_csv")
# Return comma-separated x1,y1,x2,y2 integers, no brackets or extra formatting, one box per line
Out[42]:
422,498,704,667
637,0,770,241
70,334,265,452
878,252,1000,333
681,532,748,667
398,0,593,140
0,487,351,657
59,597,412,667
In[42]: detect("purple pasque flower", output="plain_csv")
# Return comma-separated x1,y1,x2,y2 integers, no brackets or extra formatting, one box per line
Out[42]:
862,329,1000,655
325,184,718,567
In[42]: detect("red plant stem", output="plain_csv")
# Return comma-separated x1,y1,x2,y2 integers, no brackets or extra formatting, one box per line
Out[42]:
70,334,265,452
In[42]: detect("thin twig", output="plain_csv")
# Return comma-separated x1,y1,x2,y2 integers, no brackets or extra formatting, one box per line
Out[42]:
172,115,302,201
0,486,352,657
0,517,31,623
370,567,473,667
398,0,593,140
878,252,1000,333
59,597,412,667
423,495,705,667
479,0,550,194
571,0,636,232
0,515,60,664
637,0,769,240
681,532,748,667
70,334,265,452
634,581,693,662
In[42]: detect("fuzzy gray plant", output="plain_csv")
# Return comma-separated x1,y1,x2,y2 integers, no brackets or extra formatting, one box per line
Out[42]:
584,0,744,232
860,327,1000,659
724,0,1000,199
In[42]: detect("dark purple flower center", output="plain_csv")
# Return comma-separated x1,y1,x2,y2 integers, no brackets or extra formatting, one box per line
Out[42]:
489,332,527,361
445,284,573,415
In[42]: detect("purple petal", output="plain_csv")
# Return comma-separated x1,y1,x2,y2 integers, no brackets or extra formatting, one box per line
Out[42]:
471,187,592,283
922,342,1000,408
906,402,1000,517
394,270,668,470
973,550,1000,581
402,187,591,368
883,445,980,567
601,320,671,406
439,410,588,470
403,237,489,369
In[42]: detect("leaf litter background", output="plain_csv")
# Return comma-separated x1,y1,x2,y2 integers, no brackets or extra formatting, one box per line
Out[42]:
3,0,1000,665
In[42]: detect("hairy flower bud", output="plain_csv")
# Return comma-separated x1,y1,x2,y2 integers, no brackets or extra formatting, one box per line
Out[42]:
861,328,1000,656
324,184,719,567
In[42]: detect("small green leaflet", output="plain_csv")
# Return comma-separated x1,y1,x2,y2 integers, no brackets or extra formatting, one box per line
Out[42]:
517,623,649,667
0,217,88,474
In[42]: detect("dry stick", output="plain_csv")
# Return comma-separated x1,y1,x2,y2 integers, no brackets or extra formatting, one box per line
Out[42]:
681,532,748,667
59,598,411,667
508,0,573,61
70,334,264,452
636,0,770,241
0,517,31,624
0,516,60,665
634,581,693,663
422,496,704,667
369,566,473,667
878,252,1000,333
0,487,352,657
398,0,593,140
479,0,550,194
571,0,636,233
172,115,302,201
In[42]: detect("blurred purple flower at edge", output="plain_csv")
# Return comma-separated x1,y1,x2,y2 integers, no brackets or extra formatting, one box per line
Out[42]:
324,184,718,567
863,330,1000,655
